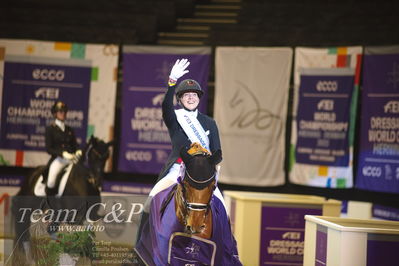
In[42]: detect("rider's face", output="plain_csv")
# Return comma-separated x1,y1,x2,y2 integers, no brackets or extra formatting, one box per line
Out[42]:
55,110,66,121
180,92,199,111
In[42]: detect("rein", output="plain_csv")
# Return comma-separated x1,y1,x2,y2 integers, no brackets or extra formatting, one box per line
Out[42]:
83,143,93,168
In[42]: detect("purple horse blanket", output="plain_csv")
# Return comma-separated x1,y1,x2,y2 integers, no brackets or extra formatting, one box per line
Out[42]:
135,185,242,265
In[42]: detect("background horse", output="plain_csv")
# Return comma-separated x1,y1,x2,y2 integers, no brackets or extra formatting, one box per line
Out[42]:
134,144,242,266
10,136,113,264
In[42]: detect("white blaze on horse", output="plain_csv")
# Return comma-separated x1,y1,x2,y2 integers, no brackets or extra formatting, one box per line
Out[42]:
135,143,242,266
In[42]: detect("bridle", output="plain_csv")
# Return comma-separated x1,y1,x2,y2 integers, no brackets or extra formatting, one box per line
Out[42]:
177,180,212,234
180,187,210,212
178,168,216,217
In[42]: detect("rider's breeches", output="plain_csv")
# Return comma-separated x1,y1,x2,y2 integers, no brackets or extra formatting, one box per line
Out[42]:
47,157,69,188
149,163,228,211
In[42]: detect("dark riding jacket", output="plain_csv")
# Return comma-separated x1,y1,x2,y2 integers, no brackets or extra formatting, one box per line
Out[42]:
45,123,78,162
158,84,222,180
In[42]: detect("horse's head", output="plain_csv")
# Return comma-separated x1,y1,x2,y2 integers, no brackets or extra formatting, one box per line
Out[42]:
177,143,222,235
83,136,113,183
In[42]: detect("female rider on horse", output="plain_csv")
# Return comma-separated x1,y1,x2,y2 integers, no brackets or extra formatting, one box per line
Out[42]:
44,101,81,196
148,58,226,207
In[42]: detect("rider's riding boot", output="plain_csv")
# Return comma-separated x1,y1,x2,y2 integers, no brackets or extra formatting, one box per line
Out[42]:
45,186,57,196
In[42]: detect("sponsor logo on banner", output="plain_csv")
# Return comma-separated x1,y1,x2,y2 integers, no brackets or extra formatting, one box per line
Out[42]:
356,52,399,193
295,74,354,166
0,57,91,151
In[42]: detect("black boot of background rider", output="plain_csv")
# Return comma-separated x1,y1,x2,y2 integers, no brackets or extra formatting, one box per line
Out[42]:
45,186,57,196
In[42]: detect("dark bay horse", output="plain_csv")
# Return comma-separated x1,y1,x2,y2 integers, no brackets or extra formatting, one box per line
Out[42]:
19,136,111,197
10,136,113,264
134,143,242,266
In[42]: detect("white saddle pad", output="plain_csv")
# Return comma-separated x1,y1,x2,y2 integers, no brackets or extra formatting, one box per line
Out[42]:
33,164,73,197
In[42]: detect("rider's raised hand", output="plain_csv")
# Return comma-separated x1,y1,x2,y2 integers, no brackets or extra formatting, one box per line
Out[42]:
169,58,190,83
62,151,75,161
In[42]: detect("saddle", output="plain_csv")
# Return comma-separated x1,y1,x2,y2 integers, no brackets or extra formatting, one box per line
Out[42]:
41,166,50,184
41,165,68,185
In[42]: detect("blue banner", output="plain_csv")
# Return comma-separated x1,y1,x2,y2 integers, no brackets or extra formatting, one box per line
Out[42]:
118,46,211,174
372,204,399,221
356,48,399,193
0,175,24,187
295,69,355,166
0,56,91,150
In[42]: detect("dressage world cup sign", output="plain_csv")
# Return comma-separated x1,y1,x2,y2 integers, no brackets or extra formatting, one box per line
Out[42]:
355,47,399,193
118,46,211,174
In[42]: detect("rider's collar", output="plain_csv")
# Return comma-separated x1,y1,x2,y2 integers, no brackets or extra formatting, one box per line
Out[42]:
181,108,198,117
55,119,65,132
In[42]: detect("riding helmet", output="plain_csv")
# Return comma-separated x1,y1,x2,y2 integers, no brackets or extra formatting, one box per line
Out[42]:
51,101,68,114
175,79,203,99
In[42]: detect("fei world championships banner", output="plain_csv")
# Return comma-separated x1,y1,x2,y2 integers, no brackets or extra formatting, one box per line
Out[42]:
356,46,399,193
0,39,118,168
214,47,292,186
118,46,211,174
290,47,362,188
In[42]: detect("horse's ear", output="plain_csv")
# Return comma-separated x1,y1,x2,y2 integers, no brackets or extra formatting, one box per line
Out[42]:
180,146,192,164
106,140,115,147
209,149,222,165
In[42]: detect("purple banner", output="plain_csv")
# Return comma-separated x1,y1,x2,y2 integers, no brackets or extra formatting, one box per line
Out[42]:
118,49,210,174
296,73,354,166
260,204,322,265
356,53,399,193
0,58,90,150
372,204,399,221
367,234,399,266
0,175,24,187
102,180,152,195
315,226,327,266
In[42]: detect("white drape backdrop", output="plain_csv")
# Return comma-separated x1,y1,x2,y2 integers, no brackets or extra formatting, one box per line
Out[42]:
214,47,292,186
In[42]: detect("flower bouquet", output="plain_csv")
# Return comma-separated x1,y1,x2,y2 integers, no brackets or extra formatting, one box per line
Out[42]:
37,230,96,266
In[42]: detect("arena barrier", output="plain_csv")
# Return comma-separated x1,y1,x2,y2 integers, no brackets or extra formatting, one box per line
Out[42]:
223,190,341,266
304,215,399,266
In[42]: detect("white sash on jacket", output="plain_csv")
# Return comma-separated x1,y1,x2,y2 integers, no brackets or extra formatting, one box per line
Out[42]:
175,109,210,151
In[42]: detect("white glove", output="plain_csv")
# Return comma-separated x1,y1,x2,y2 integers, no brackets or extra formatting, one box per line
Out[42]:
169,58,190,82
62,151,75,161
72,149,82,163
75,149,82,158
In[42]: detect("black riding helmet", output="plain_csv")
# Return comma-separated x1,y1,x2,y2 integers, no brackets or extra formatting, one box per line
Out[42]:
51,101,68,114
175,79,203,101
